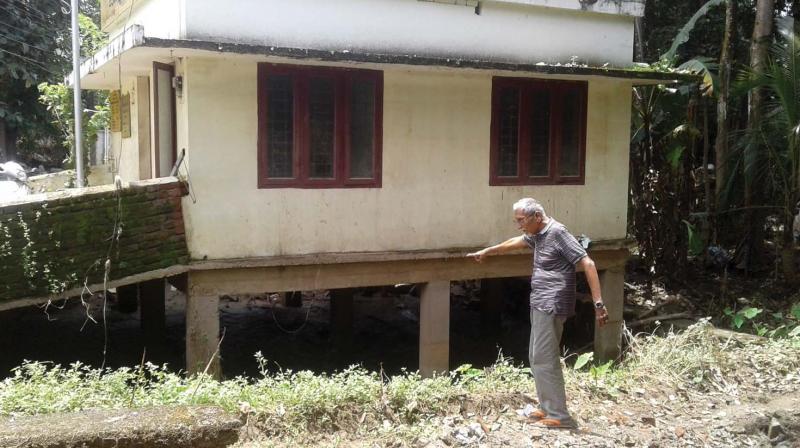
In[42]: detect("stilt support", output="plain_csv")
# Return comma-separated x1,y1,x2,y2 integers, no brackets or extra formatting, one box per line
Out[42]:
330,288,355,352
186,273,221,378
594,267,624,363
139,278,166,346
419,281,450,377
479,278,504,338
116,284,138,314
282,291,303,308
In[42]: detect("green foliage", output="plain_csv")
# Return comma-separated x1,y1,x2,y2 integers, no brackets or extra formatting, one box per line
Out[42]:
753,303,800,338
682,220,704,256
0,322,798,445
643,0,756,65
0,356,536,428
0,1,104,167
722,302,800,338
38,82,108,171
660,0,726,65
573,352,593,371
724,306,762,329
34,14,108,171
733,17,800,243
678,57,719,94
77,14,107,57
666,145,685,169
589,361,614,382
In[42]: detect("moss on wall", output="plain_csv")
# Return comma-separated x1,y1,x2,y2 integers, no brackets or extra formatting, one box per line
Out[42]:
0,179,190,302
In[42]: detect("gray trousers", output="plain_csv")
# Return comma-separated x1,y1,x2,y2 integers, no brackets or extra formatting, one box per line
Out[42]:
529,308,574,424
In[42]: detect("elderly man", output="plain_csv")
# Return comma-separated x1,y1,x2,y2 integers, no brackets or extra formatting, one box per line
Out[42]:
467,198,608,429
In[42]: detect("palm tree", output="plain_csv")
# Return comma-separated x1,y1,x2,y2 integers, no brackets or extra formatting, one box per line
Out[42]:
739,17,800,280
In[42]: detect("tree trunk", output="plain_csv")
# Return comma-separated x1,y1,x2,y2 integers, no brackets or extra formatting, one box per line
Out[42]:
744,0,776,271
0,118,17,162
715,0,736,216
0,118,7,162
703,98,714,245
634,16,646,62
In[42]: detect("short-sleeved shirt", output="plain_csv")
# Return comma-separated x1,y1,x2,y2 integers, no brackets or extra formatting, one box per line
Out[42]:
523,219,587,318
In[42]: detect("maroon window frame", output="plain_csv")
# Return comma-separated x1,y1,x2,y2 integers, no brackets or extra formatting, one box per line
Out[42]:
257,63,383,188
489,77,587,186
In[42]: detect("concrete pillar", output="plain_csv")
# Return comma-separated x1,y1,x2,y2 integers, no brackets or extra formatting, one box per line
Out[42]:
186,275,220,378
419,281,450,377
116,284,139,313
330,288,355,352
281,291,303,308
479,278,504,338
594,267,625,363
139,278,166,346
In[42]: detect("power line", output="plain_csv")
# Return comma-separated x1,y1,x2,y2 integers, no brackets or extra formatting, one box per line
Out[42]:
0,7,52,30
0,46,62,76
0,46,56,72
4,0,52,20
0,0,50,22
0,30,52,53
0,18,53,39
0,1,54,28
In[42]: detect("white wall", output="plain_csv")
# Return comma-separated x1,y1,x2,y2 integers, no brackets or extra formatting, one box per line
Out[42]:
184,0,635,66
180,57,632,260
108,78,143,182
105,0,184,41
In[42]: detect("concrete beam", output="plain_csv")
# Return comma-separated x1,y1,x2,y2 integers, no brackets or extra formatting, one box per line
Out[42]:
186,273,220,378
594,267,625,363
188,249,628,297
1,244,629,313
419,281,450,377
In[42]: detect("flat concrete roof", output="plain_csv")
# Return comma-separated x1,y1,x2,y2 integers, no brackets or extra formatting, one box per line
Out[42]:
77,25,698,89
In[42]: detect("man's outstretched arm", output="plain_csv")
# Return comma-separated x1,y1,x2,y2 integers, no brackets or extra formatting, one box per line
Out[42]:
466,236,528,262
578,255,609,327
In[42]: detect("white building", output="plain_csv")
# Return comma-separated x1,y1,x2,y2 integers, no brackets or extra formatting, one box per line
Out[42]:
79,0,689,377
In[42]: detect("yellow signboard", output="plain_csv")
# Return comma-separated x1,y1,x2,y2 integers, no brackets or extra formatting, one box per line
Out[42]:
100,0,142,31
120,93,132,138
109,90,121,132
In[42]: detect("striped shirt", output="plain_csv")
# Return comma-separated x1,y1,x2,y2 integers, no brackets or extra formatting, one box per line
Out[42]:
523,219,587,318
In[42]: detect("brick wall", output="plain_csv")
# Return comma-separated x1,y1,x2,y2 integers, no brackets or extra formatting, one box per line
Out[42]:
0,178,189,302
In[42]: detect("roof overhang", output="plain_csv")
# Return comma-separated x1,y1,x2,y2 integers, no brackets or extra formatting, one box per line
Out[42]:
76,25,699,89
420,0,645,17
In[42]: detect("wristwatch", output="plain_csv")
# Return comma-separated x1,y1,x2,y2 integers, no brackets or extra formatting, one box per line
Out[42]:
594,301,605,309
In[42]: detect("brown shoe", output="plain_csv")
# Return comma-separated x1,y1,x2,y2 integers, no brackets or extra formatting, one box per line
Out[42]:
535,418,576,429
528,409,546,421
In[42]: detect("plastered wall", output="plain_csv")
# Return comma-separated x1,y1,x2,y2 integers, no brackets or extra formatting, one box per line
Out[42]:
179,57,632,260
107,78,144,182
184,0,634,66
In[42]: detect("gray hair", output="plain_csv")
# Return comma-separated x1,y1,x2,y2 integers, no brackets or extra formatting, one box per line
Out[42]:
513,198,546,218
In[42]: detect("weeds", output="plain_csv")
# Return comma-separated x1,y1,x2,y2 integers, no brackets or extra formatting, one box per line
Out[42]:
1,321,798,444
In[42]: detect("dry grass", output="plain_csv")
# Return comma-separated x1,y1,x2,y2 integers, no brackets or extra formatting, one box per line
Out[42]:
1,322,798,447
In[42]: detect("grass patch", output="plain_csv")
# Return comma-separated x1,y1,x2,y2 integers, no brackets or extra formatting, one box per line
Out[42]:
1,322,798,442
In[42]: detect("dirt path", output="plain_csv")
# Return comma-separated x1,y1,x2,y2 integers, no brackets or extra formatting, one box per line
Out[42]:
413,388,798,447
